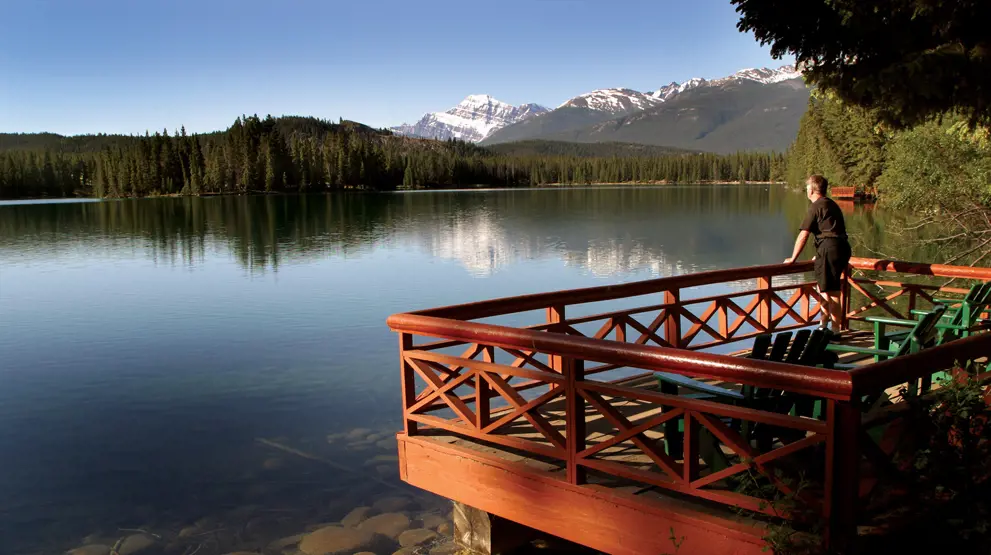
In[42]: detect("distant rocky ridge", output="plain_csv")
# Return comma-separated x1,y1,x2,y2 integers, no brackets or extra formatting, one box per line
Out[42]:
393,65,807,153
481,65,807,153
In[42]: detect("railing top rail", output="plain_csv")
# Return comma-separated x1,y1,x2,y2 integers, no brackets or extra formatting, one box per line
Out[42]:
848,332,991,393
849,258,991,281
413,257,991,321
387,313,855,400
415,261,814,321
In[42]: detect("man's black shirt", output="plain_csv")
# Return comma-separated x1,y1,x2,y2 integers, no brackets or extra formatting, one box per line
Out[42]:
799,197,848,248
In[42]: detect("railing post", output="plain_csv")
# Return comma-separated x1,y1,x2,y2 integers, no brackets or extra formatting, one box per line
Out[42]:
664,290,681,348
564,356,586,485
399,332,418,435
758,276,772,331
547,305,565,370
824,399,860,551
477,346,494,429
840,266,852,330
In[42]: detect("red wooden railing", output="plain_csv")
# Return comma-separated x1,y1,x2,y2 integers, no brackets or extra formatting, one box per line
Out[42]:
388,257,991,550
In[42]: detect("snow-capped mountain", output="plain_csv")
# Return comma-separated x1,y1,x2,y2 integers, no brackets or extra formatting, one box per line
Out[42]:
392,95,548,143
558,88,661,114
718,65,802,85
650,65,801,100
483,64,809,151
651,78,707,101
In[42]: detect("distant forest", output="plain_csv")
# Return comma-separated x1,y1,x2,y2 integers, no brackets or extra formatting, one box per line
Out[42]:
0,116,785,200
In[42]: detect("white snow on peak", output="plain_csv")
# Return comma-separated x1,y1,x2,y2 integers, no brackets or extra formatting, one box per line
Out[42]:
392,95,549,142
715,65,802,85
651,77,707,101
650,65,801,102
558,88,661,114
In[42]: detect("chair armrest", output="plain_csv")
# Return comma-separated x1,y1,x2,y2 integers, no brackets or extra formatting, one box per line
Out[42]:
825,344,892,357
655,373,745,401
910,309,956,320
864,316,917,327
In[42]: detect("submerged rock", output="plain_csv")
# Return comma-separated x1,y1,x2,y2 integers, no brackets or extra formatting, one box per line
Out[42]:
299,525,376,555
268,533,307,550
341,506,375,528
428,541,460,555
376,439,397,450
177,526,199,539
372,496,412,513
398,528,438,548
346,428,373,440
417,515,447,530
118,534,156,555
356,512,411,539
375,465,395,476
364,455,400,466
67,545,113,555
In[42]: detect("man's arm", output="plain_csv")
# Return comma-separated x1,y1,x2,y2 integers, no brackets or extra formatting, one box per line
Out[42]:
784,230,810,264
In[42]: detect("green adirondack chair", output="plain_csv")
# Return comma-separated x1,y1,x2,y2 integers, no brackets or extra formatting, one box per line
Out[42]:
909,281,991,340
825,304,947,367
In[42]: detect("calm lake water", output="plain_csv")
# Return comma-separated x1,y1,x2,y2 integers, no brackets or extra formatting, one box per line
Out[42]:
0,186,900,554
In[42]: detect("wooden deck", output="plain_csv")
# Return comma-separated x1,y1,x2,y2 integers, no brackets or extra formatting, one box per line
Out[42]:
390,258,991,554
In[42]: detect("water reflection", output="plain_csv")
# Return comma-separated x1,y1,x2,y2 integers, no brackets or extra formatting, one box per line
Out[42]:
0,186,940,555
1,186,824,278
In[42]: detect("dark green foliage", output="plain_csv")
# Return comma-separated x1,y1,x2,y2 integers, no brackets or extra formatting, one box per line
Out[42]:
0,116,785,200
786,93,991,264
732,0,991,128
889,368,991,552
785,93,887,189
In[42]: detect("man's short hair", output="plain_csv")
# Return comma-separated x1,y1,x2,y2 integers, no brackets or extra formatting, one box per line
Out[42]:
807,175,828,196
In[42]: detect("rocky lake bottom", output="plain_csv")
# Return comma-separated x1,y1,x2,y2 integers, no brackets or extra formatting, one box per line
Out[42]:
53,426,461,555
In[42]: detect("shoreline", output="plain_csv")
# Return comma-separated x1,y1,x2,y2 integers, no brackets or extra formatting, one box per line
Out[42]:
1,181,790,203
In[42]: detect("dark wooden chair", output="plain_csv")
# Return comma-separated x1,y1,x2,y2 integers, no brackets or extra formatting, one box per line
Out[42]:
655,329,836,462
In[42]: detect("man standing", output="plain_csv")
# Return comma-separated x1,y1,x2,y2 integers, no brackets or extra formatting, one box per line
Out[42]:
784,175,852,333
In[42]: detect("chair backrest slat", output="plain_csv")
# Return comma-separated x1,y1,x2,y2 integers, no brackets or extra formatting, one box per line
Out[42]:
768,331,793,362
785,329,812,363
799,329,830,365
898,304,948,356
749,334,772,360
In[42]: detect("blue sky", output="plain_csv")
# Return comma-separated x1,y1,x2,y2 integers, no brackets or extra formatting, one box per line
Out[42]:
1,0,792,136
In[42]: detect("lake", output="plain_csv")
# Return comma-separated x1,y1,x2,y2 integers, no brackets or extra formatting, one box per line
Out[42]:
0,186,902,554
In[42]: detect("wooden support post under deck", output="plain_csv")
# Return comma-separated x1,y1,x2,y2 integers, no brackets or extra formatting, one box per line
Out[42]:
825,399,860,551
453,501,539,555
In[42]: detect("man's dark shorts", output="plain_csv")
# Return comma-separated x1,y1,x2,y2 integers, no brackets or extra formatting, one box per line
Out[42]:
815,238,852,293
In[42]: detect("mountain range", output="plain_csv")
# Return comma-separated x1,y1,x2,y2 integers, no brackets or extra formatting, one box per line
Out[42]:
391,95,549,143
392,66,808,153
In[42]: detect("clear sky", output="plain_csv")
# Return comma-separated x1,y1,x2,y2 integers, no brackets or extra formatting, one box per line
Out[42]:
1,0,793,136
